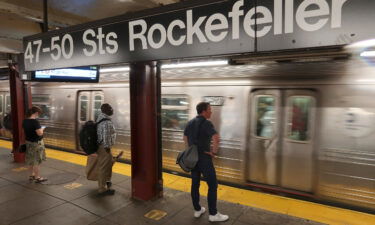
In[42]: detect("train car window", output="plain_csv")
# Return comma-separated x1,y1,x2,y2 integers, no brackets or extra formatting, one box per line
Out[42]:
93,95,104,121
32,95,51,120
32,96,50,102
255,95,276,138
161,95,189,130
162,97,189,106
202,96,225,106
5,95,11,114
287,96,313,141
79,95,89,121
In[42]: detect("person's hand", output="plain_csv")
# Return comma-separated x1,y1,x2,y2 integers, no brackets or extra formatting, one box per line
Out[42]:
204,151,216,158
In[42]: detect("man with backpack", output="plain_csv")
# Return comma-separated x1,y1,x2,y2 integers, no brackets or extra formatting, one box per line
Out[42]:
183,102,229,222
96,103,117,195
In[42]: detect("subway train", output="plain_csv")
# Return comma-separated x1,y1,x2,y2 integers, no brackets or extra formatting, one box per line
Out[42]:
0,56,374,212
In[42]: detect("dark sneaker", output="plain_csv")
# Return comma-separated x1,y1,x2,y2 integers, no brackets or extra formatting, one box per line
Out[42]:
98,189,115,196
106,181,112,189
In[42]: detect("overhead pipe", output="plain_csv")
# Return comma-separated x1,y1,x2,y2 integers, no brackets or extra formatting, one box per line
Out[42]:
43,0,48,32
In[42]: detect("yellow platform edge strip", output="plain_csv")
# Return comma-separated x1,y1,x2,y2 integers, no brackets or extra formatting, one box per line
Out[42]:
1,140,374,225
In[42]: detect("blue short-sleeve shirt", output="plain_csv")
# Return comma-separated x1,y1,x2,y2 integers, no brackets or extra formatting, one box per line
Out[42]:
184,116,217,155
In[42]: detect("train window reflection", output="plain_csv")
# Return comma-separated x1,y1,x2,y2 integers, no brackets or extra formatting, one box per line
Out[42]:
5,95,10,113
162,97,189,106
0,95,3,116
255,96,276,138
34,104,50,119
32,96,50,102
80,95,89,121
287,96,313,141
32,95,51,120
93,95,103,121
162,95,189,130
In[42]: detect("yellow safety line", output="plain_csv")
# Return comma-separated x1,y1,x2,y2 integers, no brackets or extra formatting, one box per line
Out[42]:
0,140,374,225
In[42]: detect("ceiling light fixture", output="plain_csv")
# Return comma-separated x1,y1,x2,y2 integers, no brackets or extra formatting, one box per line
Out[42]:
360,51,375,58
100,60,229,73
161,60,228,69
100,67,130,73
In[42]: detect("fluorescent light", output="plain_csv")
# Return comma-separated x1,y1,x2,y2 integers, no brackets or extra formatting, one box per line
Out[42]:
100,67,129,73
360,51,375,58
161,60,228,69
356,79,375,83
347,39,375,49
99,60,228,73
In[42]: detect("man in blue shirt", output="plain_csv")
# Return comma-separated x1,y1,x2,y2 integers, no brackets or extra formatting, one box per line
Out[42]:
183,102,229,222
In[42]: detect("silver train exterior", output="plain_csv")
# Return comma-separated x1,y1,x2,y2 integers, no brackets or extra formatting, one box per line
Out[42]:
0,58,374,211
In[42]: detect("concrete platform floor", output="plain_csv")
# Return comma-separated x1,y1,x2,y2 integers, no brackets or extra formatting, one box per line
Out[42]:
0,147,326,225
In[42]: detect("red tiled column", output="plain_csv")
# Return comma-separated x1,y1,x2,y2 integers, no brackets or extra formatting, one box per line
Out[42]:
129,61,163,200
8,60,30,163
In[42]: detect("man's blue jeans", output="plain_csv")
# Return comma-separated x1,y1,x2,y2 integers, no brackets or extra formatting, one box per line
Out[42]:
191,157,218,215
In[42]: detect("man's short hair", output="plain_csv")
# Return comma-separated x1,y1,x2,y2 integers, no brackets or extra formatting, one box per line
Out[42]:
196,102,210,114
101,103,113,116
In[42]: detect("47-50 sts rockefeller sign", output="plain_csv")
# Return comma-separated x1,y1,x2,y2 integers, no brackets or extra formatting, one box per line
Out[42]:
24,0,375,71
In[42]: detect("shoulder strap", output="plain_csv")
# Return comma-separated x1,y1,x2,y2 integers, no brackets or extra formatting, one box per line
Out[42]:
96,118,110,125
193,118,205,145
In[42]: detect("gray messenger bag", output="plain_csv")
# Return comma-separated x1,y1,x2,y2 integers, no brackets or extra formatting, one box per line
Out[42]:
176,119,204,172
176,144,199,172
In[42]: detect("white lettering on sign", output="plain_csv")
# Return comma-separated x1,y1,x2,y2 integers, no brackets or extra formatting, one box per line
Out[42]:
167,20,186,46
228,0,244,39
332,0,348,28
83,28,118,56
296,0,330,32
148,23,167,49
128,0,350,51
24,0,351,65
129,20,148,51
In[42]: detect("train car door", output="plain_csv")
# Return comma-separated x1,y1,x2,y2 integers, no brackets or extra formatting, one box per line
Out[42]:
76,91,104,151
247,89,316,192
248,90,281,185
281,90,316,192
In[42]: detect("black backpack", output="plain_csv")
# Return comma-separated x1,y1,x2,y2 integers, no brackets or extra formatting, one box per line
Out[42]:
3,114,12,131
79,118,109,155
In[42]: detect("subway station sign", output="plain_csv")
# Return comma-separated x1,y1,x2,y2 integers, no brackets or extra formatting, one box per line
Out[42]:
24,0,375,71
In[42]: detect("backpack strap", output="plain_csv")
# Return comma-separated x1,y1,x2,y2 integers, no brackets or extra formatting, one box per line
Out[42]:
96,118,110,125
193,118,205,145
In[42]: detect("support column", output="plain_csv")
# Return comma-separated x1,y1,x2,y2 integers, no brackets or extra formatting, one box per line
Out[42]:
130,61,162,200
8,58,28,163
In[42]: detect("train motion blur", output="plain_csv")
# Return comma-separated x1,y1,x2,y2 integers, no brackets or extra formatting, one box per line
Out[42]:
0,56,374,212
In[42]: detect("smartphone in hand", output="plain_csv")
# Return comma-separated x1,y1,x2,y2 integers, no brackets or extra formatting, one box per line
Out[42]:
41,126,47,129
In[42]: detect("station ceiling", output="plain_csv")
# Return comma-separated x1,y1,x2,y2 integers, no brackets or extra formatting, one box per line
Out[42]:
0,0,181,55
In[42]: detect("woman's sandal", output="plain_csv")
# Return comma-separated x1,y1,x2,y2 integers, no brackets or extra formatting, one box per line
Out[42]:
35,177,48,183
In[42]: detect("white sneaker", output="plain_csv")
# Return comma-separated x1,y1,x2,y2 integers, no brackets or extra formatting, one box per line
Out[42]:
194,207,206,218
209,212,229,222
